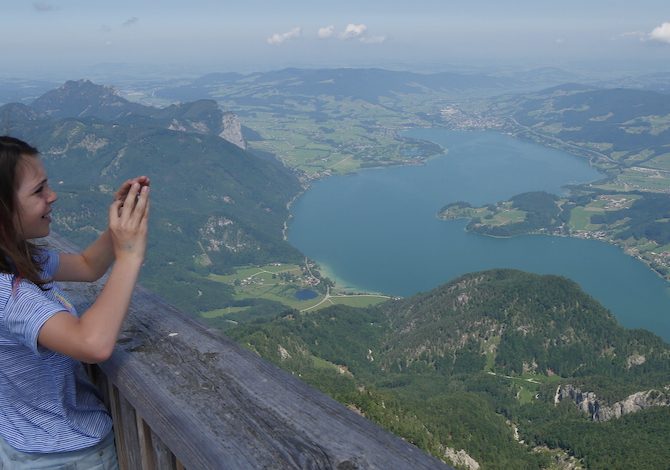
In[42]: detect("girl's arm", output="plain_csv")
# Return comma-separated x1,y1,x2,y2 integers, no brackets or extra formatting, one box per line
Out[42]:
39,182,150,363
55,231,115,282
55,176,150,283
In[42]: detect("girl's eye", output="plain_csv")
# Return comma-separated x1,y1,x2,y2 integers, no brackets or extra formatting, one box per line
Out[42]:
34,186,44,194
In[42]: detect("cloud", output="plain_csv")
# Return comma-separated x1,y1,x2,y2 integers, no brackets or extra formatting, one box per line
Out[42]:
33,2,57,12
336,23,385,43
267,27,302,45
101,24,112,33
649,22,670,44
340,23,367,40
122,17,139,27
318,25,335,39
265,23,385,45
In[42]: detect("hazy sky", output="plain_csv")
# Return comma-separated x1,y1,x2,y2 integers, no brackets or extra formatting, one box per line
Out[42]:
3,0,670,76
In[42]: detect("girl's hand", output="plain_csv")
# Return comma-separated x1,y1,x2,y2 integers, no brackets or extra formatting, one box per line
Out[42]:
114,176,150,203
109,182,150,262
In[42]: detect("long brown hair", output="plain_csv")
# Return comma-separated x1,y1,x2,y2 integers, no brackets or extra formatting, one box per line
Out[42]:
0,136,51,289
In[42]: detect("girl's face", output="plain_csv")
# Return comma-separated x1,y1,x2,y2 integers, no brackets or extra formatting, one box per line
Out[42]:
14,155,57,240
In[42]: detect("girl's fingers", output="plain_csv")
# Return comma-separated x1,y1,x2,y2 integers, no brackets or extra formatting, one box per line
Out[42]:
115,176,149,201
115,179,133,200
130,186,150,224
121,183,141,218
140,199,150,230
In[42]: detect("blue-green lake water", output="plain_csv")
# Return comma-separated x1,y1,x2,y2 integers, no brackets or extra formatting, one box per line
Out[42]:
288,129,670,341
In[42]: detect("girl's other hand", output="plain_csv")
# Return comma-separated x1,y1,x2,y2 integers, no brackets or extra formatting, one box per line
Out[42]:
109,182,150,263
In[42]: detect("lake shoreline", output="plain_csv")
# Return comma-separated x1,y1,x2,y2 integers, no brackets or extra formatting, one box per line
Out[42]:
287,127,670,340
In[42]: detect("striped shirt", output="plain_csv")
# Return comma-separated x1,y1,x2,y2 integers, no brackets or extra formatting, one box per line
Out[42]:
0,249,112,453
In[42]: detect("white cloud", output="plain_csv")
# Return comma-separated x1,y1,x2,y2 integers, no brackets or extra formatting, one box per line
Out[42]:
555,38,565,45
122,17,139,27
318,25,335,39
649,22,670,44
267,27,302,45
340,24,367,40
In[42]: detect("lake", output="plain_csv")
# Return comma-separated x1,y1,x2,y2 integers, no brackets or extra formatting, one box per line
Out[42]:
294,289,319,300
288,129,670,341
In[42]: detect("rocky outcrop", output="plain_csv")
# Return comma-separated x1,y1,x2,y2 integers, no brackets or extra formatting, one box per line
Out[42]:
220,112,246,150
555,384,670,421
626,353,646,368
443,447,480,470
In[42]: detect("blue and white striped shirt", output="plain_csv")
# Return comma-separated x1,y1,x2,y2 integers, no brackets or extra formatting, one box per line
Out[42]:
0,249,112,453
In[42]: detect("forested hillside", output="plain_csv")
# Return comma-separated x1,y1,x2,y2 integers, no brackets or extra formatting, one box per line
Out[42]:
229,270,670,469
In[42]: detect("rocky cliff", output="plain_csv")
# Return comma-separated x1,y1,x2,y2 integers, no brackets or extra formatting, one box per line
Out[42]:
220,112,246,150
554,384,670,421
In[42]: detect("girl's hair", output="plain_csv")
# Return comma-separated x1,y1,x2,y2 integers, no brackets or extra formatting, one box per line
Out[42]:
0,136,50,289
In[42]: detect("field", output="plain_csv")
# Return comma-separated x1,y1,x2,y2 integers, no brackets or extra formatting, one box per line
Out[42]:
221,94,441,176
567,195,640,231
205,263,389,317
593,167,670,193
644,152,670,171
441,202,526,226
487,206,526,226
569,207,602,231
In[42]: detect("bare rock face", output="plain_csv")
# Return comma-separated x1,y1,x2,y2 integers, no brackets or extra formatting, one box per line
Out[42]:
443,447,480,470
626,353,646,368
220,112,247,150
555,384,670,421
597,390,670,421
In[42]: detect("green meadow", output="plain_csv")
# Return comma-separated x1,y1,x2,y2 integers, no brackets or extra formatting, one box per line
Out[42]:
205,264,389,316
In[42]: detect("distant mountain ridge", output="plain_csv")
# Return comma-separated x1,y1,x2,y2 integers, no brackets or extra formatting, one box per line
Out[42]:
31,79,247,149
491,84,670,166
155,67,515,103
32,79,145,119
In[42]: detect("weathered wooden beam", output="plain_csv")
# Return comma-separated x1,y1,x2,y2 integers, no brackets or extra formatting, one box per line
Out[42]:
50,234,450,469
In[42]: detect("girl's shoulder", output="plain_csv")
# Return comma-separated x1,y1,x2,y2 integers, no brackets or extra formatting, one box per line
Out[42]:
37,248,60,279
0,249,59,309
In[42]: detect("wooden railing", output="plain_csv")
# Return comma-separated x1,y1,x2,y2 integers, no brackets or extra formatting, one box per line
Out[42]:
51,235,450,469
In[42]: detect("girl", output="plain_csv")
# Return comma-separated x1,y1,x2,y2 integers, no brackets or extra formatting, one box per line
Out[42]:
0,136,150,469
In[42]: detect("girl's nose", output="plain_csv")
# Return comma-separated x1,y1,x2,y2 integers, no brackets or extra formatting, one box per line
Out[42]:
48,188,58,203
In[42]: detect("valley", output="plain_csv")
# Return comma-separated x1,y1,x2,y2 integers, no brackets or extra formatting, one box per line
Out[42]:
2,69,669,469
436,85,670,283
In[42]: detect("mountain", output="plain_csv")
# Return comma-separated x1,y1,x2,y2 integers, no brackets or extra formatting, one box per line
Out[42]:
31,79,147,119
228,270,670,469
599,72,670,94
0,80,302,313
154,67,515,104
31,80,247,149
490,84,670,167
